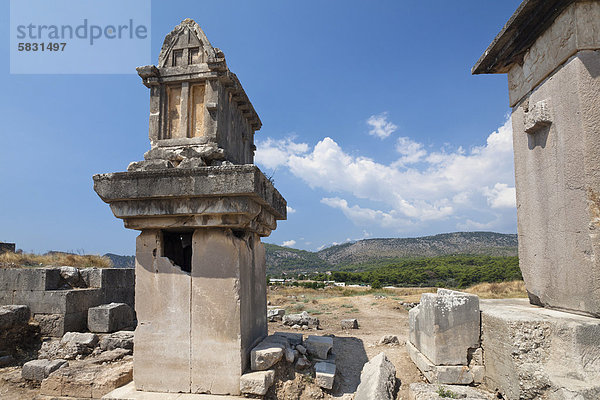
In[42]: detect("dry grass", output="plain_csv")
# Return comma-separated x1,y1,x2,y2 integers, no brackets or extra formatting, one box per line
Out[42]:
464,280,527,299
0,252,112,269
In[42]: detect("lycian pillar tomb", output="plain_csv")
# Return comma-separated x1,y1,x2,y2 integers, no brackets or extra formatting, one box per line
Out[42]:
93,19,286,395
473,0,600,317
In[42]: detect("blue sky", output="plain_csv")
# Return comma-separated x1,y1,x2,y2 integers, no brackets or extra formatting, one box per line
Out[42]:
0,0,522,255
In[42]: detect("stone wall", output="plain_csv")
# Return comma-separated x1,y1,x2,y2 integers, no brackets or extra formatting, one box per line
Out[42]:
0,267,134,336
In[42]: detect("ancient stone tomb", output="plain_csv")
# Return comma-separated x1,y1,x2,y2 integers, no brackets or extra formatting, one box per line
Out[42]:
94,19,286,395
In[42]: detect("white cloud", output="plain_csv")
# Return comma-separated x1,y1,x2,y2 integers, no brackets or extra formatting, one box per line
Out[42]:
255,137,309,170
395,137,427,165
255,118,516,232
282,240,297,247
367,112,398,139
286,206,296,214
483,183,516,209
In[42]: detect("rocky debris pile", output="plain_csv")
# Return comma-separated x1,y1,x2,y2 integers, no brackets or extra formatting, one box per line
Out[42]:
354,352,397,400
379,335,401,346
38,330,133,362
400,302,418,310
19,329,134,398
282,311,320,330
341,318,359,330
88,303,135,333
128,143,230,171
267,307,285,322
0,305,40,365
241,332,337,396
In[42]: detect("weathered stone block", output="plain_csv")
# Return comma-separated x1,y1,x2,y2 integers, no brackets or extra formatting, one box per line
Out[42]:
100,331,134,351
341,318,359,329
473,0,600,318
239,370,275,396
251,342,284,371
481,299,600,400
409,289,480,366
354,352,396,400
407,341,478,385
267,308,285,321
272,331,303,346
88,303,135,333
315,361,336,390
0,304,30,329
0,268,62,291
22,359,68,381
304,335,333,360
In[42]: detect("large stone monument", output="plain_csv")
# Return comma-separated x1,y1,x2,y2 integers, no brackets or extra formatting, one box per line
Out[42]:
473,0,600,318
94,19,286,395
469,2,600,398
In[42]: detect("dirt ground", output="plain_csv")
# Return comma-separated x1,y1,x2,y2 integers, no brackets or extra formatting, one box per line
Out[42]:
1,284,525,399
267,286,436,399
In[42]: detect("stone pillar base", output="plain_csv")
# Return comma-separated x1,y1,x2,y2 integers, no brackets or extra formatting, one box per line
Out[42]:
103,382,244,399
133,229,267,395
406,341,483,385
481,299,600,400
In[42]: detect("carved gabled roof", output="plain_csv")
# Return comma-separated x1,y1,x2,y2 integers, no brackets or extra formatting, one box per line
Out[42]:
158,19,217,68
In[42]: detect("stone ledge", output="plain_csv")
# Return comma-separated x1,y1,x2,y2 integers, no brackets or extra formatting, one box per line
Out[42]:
103,382,244,399
93,165,286,219
406,341,480,385
480,299,600,400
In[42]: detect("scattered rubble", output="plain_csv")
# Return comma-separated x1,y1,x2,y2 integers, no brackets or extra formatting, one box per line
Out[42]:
283,311,320,329
379,335,401,346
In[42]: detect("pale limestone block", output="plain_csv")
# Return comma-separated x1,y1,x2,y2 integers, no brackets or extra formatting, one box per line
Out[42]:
354,352,396,400
315,361,336,390
133,230,191,393
304,335,333,359
239,370,274,396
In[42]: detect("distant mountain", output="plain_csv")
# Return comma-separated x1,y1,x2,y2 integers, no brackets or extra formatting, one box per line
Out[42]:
265,232,517,274
104,253,135,269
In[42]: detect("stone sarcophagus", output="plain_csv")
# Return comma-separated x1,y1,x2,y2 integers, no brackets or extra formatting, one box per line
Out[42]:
93,19,286,395
473,0,600,317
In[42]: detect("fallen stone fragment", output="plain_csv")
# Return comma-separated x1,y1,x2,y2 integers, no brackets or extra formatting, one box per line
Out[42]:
239,370,275,396
304,335,333,359
296,344,307,355
61,332,99,347
379,335,401,345
285,347,295,363
408,382,495,400
88,303,135,333
315,361,336,390
341,319,359,329
283,311,319,328
59,266,84,288
0,305,30,329
273,331,303,346
99,331,134,351
22,359,68,381
251,341,284,371
0,355,14,367
40,359,132,398
354,352,396,400
267,308,286,322
296,356,310,370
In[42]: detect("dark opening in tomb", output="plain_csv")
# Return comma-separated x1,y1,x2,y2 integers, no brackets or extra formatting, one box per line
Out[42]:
162,231,192,273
